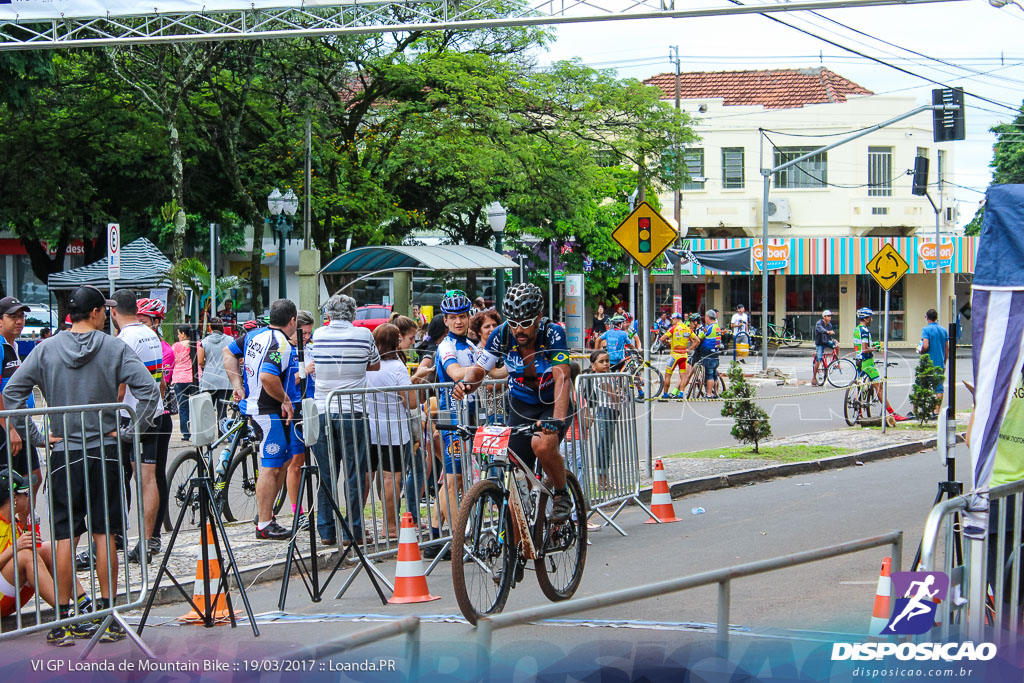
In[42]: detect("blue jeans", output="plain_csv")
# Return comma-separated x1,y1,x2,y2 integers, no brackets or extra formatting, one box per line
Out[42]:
314,412,369,542
403,443,425,526
173,382,195,441
593,408,618,476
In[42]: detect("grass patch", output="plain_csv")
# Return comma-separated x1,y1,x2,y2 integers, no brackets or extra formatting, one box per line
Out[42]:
666,444,855,462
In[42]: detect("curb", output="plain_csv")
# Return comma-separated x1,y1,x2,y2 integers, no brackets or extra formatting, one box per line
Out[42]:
635,433,967,505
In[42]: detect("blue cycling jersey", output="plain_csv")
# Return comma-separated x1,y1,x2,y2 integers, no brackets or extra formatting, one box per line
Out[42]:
437,332,478,410
477,321,570,405
600,329,631,364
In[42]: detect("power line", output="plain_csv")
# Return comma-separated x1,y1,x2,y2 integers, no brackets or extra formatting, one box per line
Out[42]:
723,0,1023,114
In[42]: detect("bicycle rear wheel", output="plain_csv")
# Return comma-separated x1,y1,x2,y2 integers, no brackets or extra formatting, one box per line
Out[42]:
630,361,664,402
452,480,516,625
222,445,286,523
843,385,861,426
781,329,802,348
166,448,206,527
826,358,858,388
535,472,587,602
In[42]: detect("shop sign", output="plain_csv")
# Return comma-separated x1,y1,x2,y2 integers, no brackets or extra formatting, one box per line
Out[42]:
752,243,789,271
918,241,953,270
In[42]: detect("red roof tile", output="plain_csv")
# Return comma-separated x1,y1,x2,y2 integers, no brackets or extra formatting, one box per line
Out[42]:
643,67,873,110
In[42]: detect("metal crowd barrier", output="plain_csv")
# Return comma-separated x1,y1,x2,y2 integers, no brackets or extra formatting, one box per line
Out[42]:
317,379,508,596
572,372,651,535
287,614,421,677
920,478,1024,640
474,531,903,675
0,402,150,656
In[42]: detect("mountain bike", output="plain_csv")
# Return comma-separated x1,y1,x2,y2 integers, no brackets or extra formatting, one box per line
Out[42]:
685,351,728,399
843,361,898,426
815,344,859,388
765,317,803,347
436,420,587,625
620,349,665,402
166,403,286,525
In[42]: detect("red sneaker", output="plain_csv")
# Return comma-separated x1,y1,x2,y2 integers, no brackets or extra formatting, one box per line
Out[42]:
891,413,909,422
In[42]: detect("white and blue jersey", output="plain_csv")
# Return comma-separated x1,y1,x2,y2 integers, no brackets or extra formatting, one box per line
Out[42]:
436,332,477,411
477,321,570,406
237,328,294,416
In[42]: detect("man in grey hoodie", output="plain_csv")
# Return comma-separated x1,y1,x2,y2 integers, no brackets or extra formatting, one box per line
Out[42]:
2,285,159,645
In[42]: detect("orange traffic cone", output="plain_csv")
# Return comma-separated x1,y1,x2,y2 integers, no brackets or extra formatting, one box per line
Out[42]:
645,459,681,524
868,556,892,636
178,523,237,624
389,512,441,604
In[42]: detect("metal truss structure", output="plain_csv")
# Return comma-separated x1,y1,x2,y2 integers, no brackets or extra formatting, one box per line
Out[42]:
0,0,962,50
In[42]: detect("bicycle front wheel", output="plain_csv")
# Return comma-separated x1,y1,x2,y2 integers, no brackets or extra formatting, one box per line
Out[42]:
686,364,706,399
781,329,802,348
452,480,517,625
631,362,665,401
166,448,206,527
826,358,858,388
535,472,588,602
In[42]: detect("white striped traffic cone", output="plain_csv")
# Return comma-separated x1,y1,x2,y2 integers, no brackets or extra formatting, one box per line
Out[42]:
868,556,892,637
178,523,237,624
645,459,681,524
389,512,441,604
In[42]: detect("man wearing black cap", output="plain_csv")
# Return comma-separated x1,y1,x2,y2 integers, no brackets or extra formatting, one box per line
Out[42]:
0,296,46,519
2,285,159,644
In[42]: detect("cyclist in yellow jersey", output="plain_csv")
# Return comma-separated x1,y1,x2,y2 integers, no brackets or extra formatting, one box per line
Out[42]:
659,313,690,398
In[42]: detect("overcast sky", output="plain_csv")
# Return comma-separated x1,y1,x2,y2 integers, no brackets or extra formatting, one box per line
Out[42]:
536,0,1024,226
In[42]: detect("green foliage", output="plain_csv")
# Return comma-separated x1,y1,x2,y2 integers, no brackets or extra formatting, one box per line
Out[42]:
720,362,772,453
909,354,944,425
964,205,984,237
991,102,1024,185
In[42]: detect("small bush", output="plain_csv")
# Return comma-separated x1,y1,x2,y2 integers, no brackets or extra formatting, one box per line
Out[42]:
909,354,944,425
720,362,772,453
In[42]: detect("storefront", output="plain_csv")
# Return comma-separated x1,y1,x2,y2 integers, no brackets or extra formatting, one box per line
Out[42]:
647,236,977,347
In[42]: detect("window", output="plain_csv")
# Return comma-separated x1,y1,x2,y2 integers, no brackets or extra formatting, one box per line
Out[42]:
773,147,827,189
867,146,893,197
937,149,947,189
722,147,744,189
683,148,705,191
916,146,929,160
871,207,889,215
595,149,619,168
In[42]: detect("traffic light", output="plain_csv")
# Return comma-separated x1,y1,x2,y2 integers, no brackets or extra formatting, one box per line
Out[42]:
932,88,965,142
638,217,651,253
911,156,929,196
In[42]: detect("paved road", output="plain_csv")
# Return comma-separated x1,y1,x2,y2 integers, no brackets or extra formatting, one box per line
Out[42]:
638,348,973,458
1,443,960,679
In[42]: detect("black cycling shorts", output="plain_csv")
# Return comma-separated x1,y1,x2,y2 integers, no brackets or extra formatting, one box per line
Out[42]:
49,447,127,540
505,396,570,472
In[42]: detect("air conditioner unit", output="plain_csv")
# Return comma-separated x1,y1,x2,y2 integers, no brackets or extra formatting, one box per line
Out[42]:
767,198,791,223
943,205,959,228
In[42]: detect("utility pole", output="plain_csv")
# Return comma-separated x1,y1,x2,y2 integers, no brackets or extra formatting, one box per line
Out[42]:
671,45,683,315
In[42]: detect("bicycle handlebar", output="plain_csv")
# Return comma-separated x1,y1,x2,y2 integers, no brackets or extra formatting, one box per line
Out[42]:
434,420,562,439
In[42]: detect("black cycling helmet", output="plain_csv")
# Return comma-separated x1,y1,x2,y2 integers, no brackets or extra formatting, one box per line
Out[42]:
688,312,701,323
440,289,472,315
503,283,544,321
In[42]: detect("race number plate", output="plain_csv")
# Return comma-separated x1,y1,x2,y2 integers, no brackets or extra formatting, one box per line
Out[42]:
472,426,513,459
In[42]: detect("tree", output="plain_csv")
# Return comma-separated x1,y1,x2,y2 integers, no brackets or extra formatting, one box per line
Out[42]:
720,362,772,453
909,354,944,425
162,257,240,334
964,99,1024,237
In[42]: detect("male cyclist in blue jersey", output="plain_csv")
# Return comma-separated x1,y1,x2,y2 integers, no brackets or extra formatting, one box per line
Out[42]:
600,315,634,371
452,283,574,521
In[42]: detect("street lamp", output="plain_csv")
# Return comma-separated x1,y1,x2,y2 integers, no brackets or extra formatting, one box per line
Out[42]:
267,187,298,300
486,201,507,311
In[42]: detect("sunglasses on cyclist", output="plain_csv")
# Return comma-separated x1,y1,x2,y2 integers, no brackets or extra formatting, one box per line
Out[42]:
507,316,538,330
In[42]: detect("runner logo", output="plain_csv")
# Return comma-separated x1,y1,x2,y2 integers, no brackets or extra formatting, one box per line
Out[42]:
885,571,949,635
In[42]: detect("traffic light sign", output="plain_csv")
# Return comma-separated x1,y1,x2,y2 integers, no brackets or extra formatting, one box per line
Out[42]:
638,217,651,253
911,156,929,196
932,88,965,143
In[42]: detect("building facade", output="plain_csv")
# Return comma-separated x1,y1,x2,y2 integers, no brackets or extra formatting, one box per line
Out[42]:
639,67,966,346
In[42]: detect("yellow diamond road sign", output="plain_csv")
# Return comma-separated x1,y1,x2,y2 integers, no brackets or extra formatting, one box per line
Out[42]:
612,201,678,269
867,243,909,291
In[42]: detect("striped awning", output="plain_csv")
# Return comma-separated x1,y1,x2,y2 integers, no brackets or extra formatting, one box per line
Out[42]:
48,237,173,291
321,245,517,275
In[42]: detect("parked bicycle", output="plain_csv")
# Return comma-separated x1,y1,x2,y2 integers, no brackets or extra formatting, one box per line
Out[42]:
620,349,665,402
437,420,587,625
765,316,803,347
815,345,859,388
685,350,728,399
166,402,286,526
843,361,898,426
